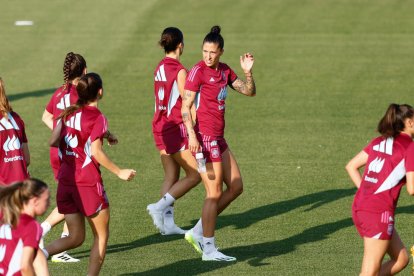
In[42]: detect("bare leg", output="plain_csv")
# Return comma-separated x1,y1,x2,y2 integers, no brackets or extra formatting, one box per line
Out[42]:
201,162,223,238
217,149,243,214
86,208,110,276
43,207,65,227
380,229,409,275
33,249,49,276
45,213,85,256
360,237,389,276
168,149,201,199
159,150,180,196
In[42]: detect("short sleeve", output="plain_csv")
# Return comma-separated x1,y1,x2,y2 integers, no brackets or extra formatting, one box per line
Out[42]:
363,138,376,154
45,96,54,114
405,143,414,172
90,114,108,143
184,66,202,92
21,220,41,250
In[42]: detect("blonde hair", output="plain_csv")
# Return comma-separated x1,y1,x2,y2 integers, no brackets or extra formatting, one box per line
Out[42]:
0,179,48,228
0,78,12,118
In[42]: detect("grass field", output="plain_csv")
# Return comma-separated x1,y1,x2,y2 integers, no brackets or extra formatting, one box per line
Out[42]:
2,0,414,275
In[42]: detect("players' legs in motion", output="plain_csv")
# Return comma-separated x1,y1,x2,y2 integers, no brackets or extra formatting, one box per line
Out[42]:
40,207,80,262
148,149,200,234
43,213,85,258
379,230,409,275
87,208,110,276
360,237,389,276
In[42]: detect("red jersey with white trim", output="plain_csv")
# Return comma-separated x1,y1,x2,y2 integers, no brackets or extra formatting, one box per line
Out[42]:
185,61,238,137
353,133,414,213
57,106,108,187
46,84,79,176
46,84,79,127
0,112,29,185
0,214,42,276
152,57,186,135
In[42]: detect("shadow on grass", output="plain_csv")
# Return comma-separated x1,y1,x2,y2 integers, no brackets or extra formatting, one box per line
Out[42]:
8,88,55,101
118,204,414,275
71,187,356,259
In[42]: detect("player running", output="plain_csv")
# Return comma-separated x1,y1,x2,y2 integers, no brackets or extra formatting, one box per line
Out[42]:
346,103,414,275
0,178,50,275
42,73,136,276
182,25,256,261
0,77,30,185
147,27,200,235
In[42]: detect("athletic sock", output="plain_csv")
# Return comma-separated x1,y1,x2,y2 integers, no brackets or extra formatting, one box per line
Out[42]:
40,222,51,237
155,193,175,211
42,248,49,259
193,218,203,236
163,206,175,227
61,232,69,238
203,236,216,255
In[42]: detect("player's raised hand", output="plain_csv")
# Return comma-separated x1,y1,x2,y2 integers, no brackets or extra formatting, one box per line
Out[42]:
118,169,136,181
240,53,254,73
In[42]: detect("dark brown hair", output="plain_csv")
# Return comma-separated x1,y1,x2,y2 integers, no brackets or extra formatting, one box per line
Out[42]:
0,78,12,118
63,52,87,86
159,27,183,53
0,178,48,227
203,25,224,49
377,103,414,138
58,73,103,121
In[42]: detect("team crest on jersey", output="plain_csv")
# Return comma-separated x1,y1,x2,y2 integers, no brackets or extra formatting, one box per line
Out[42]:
367,157,385,174
217,87,227,102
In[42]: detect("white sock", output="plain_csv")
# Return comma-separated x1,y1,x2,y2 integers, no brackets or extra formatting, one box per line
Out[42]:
40,222,51,237
42,248,49,259
203,236,216,254
163,206,175,227
155,193,175,210
193,218,203,236
61,232,69,238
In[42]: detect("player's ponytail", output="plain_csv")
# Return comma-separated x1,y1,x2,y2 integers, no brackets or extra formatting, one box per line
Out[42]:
58,73,103,122
0,78,12,118
377,103,414,138
62,52,87,90
0,179,48,228
159,27,183,53
203,25,224,49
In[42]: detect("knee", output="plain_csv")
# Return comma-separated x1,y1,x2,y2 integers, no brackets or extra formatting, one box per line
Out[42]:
396,250,409,269
229,180,243,198
206,190,222,201
69,233,85,248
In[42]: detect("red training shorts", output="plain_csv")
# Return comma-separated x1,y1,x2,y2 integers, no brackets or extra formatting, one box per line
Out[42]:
352,209,394,240
153,124,188,154
57,182,109,217
197,134,228,163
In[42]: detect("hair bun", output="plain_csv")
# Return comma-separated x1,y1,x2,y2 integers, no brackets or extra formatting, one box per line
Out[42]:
210,25,221,34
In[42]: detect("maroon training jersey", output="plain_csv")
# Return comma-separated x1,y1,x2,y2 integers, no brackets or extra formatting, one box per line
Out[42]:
152,57,186,135
0,214,42,276
185,61,238,137
57,106,108,187
0,112,29,185
353,133,414,213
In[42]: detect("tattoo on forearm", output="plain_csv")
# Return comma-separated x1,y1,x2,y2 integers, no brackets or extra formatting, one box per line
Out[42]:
233,77,256,96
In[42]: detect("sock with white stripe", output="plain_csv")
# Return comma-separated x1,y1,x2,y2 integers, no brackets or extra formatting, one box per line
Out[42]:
193,219,203,236
41,222,51,237
203,236,216,255
155,193,175,211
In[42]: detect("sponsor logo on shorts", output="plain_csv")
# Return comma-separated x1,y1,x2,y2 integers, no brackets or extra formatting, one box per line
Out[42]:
387,223,394,235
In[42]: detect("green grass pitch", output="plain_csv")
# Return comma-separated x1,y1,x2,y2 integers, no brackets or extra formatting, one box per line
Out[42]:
2,0,414,275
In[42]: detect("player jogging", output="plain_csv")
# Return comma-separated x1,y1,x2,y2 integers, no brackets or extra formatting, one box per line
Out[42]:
346,103,414,275
42,73,136,276
0,77,30,185
147,27,201,235
0,179,50,275
182,25,256,261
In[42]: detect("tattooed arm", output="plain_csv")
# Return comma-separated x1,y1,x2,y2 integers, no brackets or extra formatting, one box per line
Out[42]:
181,89,199,153
231,53,256,97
